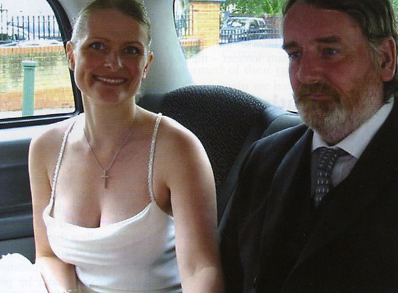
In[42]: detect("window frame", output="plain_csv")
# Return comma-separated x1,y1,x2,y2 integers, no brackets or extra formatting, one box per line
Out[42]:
0,0,82,129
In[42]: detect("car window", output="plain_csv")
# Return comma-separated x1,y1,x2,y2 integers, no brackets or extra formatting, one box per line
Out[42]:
174,0,295,111
249,21,258,29
227,19,245,28
0,0,74,120
258,20,266,28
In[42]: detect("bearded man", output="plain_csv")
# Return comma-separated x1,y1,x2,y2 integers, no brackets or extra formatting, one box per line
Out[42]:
220,0,398,292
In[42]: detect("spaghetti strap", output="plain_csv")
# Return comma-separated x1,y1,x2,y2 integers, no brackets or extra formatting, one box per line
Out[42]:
51,118,77,201
148,113,162,203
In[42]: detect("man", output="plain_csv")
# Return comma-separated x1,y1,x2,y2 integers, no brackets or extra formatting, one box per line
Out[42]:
220,0,398,292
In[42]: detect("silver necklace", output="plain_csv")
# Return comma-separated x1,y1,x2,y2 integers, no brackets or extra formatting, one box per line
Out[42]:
83,126,134,188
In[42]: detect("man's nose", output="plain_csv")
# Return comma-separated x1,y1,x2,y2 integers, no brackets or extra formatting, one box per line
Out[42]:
297,53,323,83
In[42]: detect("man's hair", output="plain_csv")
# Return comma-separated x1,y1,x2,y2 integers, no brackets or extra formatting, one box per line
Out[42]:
283,0,398,100
70,0,151,46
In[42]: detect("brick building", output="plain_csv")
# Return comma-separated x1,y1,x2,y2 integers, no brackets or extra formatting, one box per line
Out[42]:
187,0,225,49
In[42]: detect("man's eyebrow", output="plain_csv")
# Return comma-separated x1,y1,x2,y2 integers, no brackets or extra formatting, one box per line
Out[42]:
282,36,342,50
315,36,342,44
282,41,298,51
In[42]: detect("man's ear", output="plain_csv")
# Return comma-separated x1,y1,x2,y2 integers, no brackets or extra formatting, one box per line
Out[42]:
66,41,75,71
378,36,397,82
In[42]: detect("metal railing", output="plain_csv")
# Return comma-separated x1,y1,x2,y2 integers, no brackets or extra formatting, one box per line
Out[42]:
174,4,197,39
219,26,280,44
1,14,61,44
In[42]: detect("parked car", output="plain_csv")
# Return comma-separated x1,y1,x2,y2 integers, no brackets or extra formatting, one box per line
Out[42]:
219,17,272,44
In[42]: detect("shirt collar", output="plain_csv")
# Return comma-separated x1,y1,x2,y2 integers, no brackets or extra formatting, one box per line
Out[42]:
312,98,394,158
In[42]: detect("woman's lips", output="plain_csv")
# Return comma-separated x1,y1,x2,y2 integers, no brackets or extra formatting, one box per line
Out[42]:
95,76,126,84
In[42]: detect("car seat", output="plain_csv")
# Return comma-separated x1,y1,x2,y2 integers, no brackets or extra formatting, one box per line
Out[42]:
139,85,302,222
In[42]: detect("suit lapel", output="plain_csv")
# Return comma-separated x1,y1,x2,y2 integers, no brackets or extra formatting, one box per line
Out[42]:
259,129,313,263
293,99,398,269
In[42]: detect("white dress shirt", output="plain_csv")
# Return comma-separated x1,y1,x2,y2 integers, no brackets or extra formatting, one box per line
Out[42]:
311,98,394,191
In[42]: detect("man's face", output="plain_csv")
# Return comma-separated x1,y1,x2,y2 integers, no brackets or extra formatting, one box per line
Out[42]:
283,2,392,144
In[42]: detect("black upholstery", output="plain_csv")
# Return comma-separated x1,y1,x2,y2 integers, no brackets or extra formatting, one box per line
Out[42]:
139,85,302,222
0,138,35,261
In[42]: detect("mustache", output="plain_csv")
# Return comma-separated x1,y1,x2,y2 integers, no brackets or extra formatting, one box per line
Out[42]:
296,82,341,102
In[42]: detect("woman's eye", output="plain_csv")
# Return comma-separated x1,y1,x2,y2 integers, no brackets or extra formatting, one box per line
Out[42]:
125,46,140,55
89,42,105,50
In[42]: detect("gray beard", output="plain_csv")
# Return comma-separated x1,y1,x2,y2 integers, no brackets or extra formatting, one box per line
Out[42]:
295,89,383,145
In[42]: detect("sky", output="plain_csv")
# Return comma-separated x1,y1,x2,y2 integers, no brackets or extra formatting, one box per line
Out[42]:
0,0,54,15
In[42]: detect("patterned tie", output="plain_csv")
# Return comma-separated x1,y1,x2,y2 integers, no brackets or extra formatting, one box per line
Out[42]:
314,147,342,206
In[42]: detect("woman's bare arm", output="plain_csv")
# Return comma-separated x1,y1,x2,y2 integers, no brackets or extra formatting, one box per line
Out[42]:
29,128,79,292
156,118,224,292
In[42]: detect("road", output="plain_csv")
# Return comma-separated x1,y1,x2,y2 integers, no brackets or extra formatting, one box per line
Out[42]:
187,38,296,111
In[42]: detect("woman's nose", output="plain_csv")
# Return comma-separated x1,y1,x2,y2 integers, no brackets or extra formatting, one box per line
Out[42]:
104,50,123,70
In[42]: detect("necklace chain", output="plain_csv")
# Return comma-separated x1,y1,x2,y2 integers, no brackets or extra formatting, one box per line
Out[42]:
83,126,134,188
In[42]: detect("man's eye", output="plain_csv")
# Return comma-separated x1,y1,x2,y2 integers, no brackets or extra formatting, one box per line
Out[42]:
89,42,105,50
287,51,301,60
324,48,339,55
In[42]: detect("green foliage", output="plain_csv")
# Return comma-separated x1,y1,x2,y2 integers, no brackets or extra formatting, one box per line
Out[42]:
221,0,284,17
392,0,398,10
222,0,398,18
392,0,398,20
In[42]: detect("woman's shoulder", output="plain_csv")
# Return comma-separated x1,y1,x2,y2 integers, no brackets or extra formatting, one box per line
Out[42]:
138,108,200,148
158,114,203,151
29,115,79,159
137,109,206,171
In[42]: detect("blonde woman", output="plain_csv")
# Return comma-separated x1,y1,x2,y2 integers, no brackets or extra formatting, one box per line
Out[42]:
29,0,224,292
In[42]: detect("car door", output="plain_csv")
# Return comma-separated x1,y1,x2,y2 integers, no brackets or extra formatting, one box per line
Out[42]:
0,0,79,262
248,20,259,40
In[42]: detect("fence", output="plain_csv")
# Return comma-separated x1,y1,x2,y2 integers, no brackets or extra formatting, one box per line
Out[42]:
219,26,280,44
174,7,201,58
0,12,61,45
174,7,193,38
175,7,281,47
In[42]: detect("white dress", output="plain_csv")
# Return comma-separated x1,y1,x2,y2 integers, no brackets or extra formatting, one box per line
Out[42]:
0,113,182,293
0,253,47,292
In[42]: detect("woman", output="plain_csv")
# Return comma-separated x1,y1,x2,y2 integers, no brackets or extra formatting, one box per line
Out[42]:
29,0,224,292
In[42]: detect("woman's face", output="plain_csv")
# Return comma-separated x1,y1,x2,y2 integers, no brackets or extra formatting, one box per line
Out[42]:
67,9,153,105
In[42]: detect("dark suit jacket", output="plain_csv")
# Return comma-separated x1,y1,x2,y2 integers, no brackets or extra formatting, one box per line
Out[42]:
220,99,398,293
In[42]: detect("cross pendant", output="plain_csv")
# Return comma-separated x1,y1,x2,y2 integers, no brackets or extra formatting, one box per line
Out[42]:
102,170,109,188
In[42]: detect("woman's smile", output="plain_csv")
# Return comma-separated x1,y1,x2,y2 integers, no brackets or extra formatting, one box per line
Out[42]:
94,75,127,85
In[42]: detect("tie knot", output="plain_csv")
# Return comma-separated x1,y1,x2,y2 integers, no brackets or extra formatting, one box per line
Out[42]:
318,147,342,172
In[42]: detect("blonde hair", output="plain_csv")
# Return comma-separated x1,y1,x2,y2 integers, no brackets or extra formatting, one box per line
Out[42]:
70,0,152,46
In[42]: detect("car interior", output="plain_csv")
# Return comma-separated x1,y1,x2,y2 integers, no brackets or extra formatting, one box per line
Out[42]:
0,0,302,263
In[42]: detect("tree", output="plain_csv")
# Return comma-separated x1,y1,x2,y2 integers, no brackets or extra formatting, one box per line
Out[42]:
221,0,284,17
222,0,398,17
391,0,398,12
